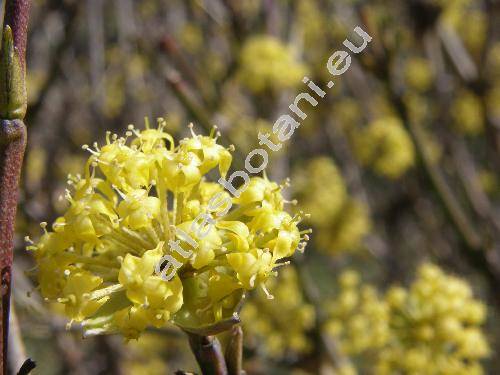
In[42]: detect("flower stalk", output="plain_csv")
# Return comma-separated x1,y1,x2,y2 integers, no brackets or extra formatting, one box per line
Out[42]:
224,326,243,375
187,333,228,375
0,0,30,373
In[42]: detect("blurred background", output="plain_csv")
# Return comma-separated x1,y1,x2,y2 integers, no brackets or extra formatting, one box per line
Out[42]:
10,0,500,373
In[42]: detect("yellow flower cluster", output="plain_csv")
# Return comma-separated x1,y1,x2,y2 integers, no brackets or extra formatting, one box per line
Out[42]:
238,36,307,94
293,157,371,254
28,119,308,339
404,57,434,92
435,0,472,28
353,116,415,178
241,266,315,358
452,90,484,135
324,271,390,355
379,264,490,375
325,264,490,374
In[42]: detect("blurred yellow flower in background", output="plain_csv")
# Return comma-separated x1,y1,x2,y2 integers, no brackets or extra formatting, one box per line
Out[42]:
293,157,371,255
238,36,308,94
242,266,315,358
353,116,415,179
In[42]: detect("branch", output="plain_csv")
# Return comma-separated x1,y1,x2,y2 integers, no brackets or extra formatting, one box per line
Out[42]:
187,333,228,375
4,0,30,72
224,326,243,375
0,1,31,373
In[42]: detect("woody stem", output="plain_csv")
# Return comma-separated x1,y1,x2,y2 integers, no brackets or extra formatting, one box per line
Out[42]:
187,333,228,375
0,1,31,373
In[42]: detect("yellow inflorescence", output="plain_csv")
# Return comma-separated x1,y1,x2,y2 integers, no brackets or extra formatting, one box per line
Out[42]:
324,271,390,356
241,266,315,358
378,263,490,375
238,35,308,94
28,119,308,339
325,264,490,374
353,116,415,179
404,57,434,92
293,157,371,254
451,90,484,135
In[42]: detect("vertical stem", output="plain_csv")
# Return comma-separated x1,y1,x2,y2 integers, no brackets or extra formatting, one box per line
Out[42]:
187,333,228,375
3,0,30,72
0,120,26,375
0,1,30,373
224,326,243,375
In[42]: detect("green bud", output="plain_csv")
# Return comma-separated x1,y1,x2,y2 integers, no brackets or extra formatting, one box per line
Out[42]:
0,26,27,120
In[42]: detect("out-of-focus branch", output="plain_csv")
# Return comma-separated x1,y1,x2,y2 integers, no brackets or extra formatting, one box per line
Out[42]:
390,93,500,298
293,259,351,372
165,70,245,171
160,36,215,108
187,333,228,375
166,70,212,133
86,0,105,112
355,4,500,303
220,0,246,42
438,22,500,159
26,0,80,124
95,336,123,375
437,25,478,82
451,138,500,232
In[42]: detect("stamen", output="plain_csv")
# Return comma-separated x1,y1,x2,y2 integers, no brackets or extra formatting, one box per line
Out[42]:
82,144,100,157
261,283,274,300
210,125,218,138
53,222,66,230
280,178,291,189
273,261,290,270
112,185,127,200
188,123,197,137
40,222,48,234
249,274,257,288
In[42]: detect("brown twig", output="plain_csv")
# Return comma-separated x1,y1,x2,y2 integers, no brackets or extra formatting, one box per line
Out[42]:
187,333,228,375
224,326,243,375
3,0,30,72
0,1,30,373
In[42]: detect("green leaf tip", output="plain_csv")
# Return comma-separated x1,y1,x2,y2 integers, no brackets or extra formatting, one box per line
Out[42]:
0,25,27,120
